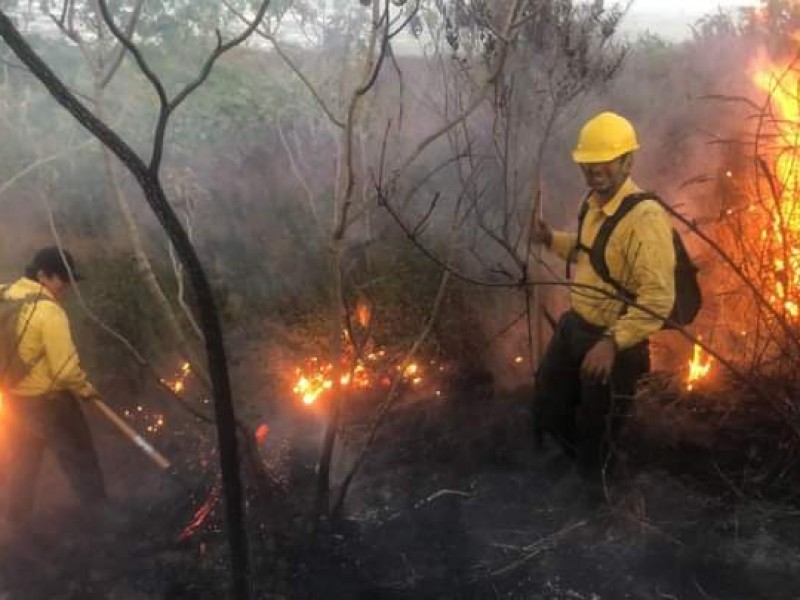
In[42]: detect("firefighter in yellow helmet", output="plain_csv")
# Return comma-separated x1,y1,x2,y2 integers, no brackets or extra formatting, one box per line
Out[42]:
1,247,106,539
530,112,676,506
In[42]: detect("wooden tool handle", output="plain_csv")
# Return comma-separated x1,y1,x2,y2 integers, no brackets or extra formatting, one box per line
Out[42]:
91,398,171,470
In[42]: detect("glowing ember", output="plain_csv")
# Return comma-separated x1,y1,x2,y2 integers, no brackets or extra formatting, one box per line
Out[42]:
162,361,192,394
255,423,270,445
290,348,440,406
686,341,713,391
122,361,189,436
402,363,419,377
178,477,222,541
139,411,167,434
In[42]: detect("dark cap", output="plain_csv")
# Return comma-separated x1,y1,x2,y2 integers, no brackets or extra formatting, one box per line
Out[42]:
27,246,84,282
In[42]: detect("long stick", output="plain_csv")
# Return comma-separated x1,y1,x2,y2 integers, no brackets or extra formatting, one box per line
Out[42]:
528,185,544,372
91,398,171,470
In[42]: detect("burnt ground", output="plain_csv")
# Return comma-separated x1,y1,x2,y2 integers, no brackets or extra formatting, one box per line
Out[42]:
296,382,800,600
2,375,800,600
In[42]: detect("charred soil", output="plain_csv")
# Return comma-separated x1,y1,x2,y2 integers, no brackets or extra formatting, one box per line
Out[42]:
2,375,800,600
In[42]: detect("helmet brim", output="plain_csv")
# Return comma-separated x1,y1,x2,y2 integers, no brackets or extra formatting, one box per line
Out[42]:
572,143,639,164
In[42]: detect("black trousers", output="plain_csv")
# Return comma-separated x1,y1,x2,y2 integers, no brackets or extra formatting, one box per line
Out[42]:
4,391,106,524
532,311,649,483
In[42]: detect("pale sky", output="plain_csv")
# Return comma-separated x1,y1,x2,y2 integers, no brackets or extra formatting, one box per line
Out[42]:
624,0,760,39
630,0,758,12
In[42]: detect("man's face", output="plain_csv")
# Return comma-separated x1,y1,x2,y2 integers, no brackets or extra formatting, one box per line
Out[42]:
579,155,631,198
38,271,70,300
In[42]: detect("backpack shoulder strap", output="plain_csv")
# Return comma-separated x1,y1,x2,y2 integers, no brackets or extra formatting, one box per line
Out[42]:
589,192,660,298
574,192,593,255
567,192,593,280
11,291,54,378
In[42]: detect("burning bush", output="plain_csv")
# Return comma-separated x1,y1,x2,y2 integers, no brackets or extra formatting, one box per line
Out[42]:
674,44,800,390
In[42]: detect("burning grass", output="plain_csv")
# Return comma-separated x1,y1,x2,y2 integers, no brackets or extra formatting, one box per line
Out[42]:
289,349,456,408
686,340,714,391
627,372,800,503
697,48,800,380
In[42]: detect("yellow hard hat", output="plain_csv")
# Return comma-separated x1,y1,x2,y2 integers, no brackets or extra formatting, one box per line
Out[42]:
572,111,639,164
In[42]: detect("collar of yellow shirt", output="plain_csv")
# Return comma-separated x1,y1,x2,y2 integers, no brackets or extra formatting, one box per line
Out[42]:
9,277,58,302
585,177,641,218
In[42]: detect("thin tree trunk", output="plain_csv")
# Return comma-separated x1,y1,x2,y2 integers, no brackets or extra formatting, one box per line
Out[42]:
313,0,385,522
314,237,345,521
97,86,210,387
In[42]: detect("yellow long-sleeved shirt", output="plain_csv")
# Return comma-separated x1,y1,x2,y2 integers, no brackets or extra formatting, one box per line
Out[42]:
548,178,676,350
3,277,97,398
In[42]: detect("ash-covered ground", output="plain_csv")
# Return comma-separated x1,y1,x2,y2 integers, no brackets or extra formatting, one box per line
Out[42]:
296,381,800,600
2,354,800,600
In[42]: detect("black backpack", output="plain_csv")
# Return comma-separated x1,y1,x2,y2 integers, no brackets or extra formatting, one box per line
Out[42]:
573,192,701,328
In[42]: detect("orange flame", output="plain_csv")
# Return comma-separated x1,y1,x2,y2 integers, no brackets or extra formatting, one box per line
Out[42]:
293,371,333,406
686,341,713,391
751,56,800,318
355,296,372,328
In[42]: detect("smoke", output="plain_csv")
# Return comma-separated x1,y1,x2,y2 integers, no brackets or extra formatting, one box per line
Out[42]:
4,3,800,596
602,35,760,206
0,21,769,385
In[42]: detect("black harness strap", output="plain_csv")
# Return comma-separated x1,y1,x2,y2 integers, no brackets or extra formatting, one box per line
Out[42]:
569,191,661,303
1,285,51,378
566,192,593,280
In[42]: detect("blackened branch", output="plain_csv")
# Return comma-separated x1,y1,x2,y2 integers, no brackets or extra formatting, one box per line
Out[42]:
95,0,270,173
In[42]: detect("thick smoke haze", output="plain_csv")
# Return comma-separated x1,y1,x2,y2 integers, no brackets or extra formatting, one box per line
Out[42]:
0,6,771,386
0,2,790,596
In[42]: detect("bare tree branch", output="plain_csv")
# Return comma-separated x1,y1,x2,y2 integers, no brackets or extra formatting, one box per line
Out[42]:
0,138,94,202
95,0,270,172
98,0,145,89
394,0,524,180
222,0,346,129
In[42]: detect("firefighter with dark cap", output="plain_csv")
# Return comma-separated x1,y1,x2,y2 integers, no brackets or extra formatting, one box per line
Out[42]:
1,246,106,537
530,112,677,505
